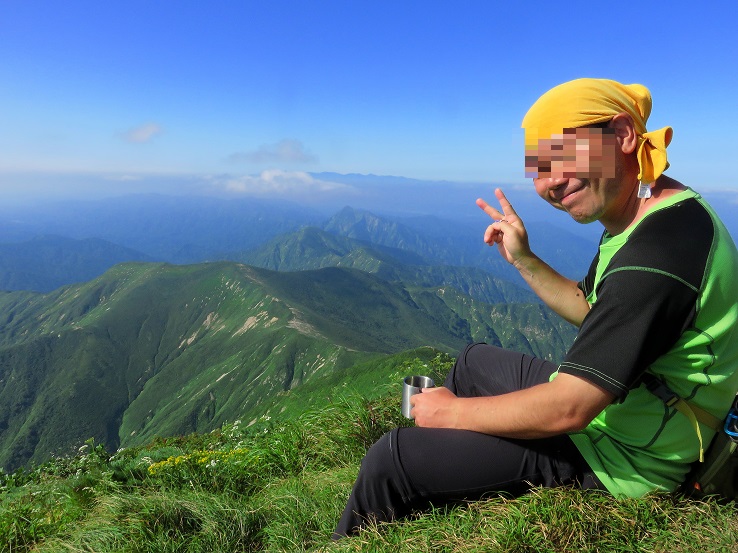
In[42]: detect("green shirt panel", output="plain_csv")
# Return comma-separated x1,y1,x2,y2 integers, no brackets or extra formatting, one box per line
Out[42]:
564,189,738,497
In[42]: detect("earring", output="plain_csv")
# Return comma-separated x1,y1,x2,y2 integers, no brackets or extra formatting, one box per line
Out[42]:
637,182,652,199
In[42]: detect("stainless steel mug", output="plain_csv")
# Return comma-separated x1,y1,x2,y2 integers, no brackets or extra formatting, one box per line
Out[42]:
402,375,435,419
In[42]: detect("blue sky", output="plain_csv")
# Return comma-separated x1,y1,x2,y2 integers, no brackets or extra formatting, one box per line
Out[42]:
1,0,737,202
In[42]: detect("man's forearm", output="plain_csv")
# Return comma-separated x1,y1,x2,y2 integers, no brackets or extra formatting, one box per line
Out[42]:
445,375,613,439
513,253,590,327
455,388,579,438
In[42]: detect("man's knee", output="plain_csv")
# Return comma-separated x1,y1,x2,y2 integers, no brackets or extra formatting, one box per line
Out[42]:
449,343,531,397
461,341,498,365
449,342,495,390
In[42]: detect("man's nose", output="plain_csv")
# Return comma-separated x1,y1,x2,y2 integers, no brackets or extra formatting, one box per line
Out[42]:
533,177,568,189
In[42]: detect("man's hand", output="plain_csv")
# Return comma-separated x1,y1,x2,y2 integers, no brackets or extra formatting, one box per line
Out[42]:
476,188,532,268
476,187,591,327
410,386,461,429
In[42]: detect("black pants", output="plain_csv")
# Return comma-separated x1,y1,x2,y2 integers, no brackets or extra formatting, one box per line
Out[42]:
333,343,602,538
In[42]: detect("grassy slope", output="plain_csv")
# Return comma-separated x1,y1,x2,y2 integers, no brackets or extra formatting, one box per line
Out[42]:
253,347,450,422
1,352,736,553
0,262,374,469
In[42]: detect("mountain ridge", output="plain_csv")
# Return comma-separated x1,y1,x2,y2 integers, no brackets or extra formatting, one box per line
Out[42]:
236,226,538,305
0,260,577,472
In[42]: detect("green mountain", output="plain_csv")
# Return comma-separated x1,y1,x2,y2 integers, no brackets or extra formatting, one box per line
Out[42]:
0,260,576,472
323,206,491,269
237,226,538,305
236,225,427,271
322,206,598,282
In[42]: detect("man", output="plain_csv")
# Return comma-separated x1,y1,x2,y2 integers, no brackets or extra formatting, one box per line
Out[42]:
333,78,738,538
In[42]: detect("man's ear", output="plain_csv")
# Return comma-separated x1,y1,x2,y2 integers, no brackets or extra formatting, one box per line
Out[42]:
610,112,638,155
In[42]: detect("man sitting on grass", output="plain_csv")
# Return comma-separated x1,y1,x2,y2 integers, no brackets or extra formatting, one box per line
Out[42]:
333,78,738,538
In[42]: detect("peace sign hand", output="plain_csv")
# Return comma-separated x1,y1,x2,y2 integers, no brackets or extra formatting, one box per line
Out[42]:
476,188,532,267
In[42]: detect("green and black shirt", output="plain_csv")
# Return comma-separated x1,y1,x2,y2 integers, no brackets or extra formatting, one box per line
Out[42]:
558,188,738,496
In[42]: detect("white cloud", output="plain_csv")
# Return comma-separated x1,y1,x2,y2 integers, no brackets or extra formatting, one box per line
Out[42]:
227,139,317,164
121,123,163,143
212,170,349,197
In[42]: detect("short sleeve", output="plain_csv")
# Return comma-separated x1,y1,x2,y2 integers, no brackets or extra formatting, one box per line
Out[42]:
560,267,697,400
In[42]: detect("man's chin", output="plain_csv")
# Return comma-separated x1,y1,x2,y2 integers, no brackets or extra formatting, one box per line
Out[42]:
546,200,598,224
567,211,599,225
561,204,599,224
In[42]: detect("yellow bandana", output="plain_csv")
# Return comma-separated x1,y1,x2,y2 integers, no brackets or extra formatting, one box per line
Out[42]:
522,78,673,183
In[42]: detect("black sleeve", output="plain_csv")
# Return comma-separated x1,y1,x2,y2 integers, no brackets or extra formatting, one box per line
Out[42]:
560,198,713,400
560,268,697,399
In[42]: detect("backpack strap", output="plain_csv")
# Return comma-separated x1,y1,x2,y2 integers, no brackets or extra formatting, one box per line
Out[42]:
725,400,738,439
642,373,723,462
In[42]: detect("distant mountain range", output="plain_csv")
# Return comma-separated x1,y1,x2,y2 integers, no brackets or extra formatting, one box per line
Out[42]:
0,235,153,292
0,260,577,472
0,198,598,293
0,194,326,264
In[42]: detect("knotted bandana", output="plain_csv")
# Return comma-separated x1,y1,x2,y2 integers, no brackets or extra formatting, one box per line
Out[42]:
522,78,673,183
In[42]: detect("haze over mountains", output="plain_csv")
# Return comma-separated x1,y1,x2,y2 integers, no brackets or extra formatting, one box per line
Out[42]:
1,173,736,472
0,236,154,293
0,179,604,293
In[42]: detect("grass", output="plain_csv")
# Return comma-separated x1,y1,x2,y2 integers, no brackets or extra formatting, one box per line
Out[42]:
2,354,737,552
330,489,738,553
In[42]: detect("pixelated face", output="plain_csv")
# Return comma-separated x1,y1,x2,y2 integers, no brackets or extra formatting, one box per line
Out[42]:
526,126,631,226
525,127,618,180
